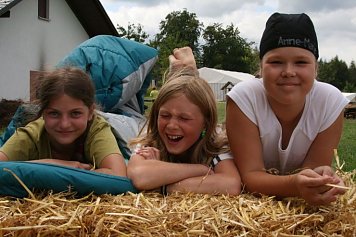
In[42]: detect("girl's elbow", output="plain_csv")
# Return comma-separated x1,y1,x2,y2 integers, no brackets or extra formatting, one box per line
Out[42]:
217,175,241,195
226,179,241,196
130,178,148,191
127,165,149,190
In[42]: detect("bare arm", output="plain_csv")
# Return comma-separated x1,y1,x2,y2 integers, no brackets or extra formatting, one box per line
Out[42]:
296,113,347,203
0,151,9,161
167,159,241,195
28,159,92,169
1,148,94,169
32,153,127,177
3,152,126,177
94,153,127,177
302,113,344,168
128,145,240,195
127,152,212,190
226,99,344,205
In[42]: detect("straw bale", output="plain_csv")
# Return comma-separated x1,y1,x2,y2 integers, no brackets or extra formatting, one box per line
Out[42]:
0,170,354,236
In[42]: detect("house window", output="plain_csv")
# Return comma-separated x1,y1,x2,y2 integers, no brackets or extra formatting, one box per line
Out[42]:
38,0,49,20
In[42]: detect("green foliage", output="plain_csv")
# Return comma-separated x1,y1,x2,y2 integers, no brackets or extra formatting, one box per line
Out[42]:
148,9,261,84
149,35,190,85
116,23,149,43
318,56,356,91
202,23,259,74
345,61,356,92
148,9,203,85
157,9,203,54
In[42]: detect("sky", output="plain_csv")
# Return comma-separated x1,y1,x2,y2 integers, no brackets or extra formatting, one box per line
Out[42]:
100,0,356,66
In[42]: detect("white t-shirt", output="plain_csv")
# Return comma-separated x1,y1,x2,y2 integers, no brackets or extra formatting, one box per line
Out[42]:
227,79,349,174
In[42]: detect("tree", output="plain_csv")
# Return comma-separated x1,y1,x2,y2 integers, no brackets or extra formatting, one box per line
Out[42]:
318,56,349,90
149,9,203,85
346,61,356,92
149,35,190,86
202,23,258,74
156,9,203,54
116,23,149,43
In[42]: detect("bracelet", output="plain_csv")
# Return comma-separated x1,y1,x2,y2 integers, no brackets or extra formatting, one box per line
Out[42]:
161,185,168,196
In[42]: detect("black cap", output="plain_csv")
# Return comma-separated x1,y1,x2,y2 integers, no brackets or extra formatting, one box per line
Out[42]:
259,13,319,59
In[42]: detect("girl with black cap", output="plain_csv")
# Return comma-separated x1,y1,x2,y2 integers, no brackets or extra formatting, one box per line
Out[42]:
226,13,349,205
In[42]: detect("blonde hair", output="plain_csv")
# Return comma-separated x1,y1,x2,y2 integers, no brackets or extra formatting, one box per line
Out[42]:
130,67,228,165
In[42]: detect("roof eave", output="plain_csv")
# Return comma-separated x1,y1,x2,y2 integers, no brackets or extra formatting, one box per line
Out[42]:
0,0,23,16
64,0,118,37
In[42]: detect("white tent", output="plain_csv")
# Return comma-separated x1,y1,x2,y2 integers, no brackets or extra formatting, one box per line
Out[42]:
342,92,356,103
198,67,255,101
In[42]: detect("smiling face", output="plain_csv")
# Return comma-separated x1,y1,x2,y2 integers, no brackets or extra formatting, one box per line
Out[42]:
43,93,94,147
157,93,205,156
261,47,318,108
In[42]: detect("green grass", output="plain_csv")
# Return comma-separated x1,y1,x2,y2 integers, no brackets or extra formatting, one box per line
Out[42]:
338,119,356,172
217,102,226,124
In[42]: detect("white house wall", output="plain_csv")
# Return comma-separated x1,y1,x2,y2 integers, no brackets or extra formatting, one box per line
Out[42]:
0,0,89,100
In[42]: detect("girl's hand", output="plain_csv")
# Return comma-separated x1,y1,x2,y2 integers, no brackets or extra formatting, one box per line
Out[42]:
313,166,346,196
135,146,160,160
295,167,345,205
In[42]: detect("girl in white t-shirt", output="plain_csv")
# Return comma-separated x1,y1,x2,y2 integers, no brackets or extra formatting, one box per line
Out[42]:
226,13,349,205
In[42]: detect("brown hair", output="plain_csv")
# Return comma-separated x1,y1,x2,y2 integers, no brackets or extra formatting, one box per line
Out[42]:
35,67,95,117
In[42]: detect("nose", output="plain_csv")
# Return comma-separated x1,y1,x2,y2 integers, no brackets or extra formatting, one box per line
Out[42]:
166,117,179,130
281,63,296,77
58,115,71,129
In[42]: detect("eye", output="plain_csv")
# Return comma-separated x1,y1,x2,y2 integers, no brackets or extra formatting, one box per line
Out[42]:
158,113,170,119
46,111,59,118
269,60,282,64
179,116,191,121
295,60,308,64
71,111,82,118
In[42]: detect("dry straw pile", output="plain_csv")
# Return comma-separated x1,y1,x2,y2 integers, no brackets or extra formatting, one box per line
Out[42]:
0,169,354,236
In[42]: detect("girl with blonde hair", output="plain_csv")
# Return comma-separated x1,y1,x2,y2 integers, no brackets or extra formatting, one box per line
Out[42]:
127,48,241,195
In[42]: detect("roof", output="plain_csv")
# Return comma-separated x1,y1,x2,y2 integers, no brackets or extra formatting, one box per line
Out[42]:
342,92,356,102
198,67,255,84
0,0,18,13
220,81,234,90
0,0,118,37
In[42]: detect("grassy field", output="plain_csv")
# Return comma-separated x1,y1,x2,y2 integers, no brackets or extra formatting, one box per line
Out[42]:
217,102,226,123
338,119,356,171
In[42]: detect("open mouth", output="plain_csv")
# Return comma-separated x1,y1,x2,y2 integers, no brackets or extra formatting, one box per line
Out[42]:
167,135,183,142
